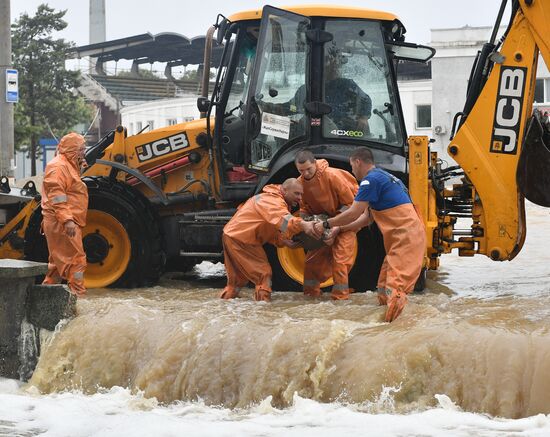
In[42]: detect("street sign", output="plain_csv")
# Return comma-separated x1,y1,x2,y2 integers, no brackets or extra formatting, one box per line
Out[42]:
6,69,18,103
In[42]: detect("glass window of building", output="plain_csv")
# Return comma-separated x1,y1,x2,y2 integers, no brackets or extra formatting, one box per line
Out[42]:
535,79,545,103
416,104,431,129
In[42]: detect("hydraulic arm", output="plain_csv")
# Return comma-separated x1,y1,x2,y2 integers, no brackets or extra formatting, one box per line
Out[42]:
411,0,550,264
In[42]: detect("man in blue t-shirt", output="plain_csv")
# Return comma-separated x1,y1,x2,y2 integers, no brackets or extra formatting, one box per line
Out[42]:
313,147,425,322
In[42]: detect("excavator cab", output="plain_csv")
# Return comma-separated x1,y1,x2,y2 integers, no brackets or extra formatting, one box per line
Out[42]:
206,6,434,199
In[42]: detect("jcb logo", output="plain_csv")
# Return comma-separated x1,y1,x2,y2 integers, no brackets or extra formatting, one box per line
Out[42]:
490,66,526,154
136,133,189,162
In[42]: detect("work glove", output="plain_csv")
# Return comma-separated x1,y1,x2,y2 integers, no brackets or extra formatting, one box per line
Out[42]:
385,290,408,323
254,288,271,302
219,287,239,299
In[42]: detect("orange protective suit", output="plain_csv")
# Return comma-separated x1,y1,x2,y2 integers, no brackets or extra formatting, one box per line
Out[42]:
221,184,303,301
299,159,358,300
372,203,425,321
41,132,88,296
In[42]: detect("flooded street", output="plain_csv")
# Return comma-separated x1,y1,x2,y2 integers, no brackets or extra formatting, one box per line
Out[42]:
1,202,550,436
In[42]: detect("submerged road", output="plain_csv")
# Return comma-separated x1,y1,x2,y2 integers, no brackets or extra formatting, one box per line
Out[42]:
1,202,550,436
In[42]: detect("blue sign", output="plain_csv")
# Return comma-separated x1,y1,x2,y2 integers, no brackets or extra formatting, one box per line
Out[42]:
39,138,59,147
6,69,18,103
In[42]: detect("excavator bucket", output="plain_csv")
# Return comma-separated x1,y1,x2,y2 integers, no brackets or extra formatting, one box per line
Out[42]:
517,114,550,207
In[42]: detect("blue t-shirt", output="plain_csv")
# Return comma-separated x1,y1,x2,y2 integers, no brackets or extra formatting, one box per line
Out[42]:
354,168,411,211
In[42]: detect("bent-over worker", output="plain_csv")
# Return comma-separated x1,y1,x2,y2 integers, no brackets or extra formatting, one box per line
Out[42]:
41,132,88,297
221,178,316,302
294,150,358,300
314,147,425,322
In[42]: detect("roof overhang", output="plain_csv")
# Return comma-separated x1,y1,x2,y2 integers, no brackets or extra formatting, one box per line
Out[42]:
71,33,224,67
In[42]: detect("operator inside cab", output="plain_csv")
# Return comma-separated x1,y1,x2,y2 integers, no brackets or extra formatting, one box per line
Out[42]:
287,44,372,136
261,44,372,139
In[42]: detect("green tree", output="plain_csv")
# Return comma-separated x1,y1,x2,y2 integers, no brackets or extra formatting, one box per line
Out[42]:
12,4,92,175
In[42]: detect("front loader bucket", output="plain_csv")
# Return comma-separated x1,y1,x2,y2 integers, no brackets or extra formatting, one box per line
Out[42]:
517,115,550,207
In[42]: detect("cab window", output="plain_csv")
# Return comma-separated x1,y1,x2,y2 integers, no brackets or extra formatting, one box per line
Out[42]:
322,20,404,147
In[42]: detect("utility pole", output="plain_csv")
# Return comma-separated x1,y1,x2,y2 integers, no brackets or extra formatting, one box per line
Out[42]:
0,0,14,178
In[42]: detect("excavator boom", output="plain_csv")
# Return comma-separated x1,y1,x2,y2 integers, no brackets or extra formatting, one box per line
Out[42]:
410,0,550,265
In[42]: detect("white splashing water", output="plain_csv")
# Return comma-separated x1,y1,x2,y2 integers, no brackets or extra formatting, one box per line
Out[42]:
1,382,550,437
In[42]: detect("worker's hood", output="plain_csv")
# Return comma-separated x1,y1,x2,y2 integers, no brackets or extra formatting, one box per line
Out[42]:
57,132,85,162
314,159,329,179
262,184,283,197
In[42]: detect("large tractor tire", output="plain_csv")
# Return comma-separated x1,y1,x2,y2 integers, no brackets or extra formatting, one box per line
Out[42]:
24,207,49,266
265,224,386,293
23,177,165,289
82,177,165,288
348,224,386,292
265,244,302,291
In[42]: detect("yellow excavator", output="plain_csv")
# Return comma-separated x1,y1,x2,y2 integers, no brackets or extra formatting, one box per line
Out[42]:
0,0,548,292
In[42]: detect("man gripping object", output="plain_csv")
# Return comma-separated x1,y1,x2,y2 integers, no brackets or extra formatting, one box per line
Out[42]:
294,149,358,300
315,147,425,322
221,178,317,302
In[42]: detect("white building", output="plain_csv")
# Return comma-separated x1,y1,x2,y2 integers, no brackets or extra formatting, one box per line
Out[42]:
120,96,200,135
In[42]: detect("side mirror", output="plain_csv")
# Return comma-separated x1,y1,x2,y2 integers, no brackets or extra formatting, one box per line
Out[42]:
216,18,228,45
386,42,436,63
197,97,211,113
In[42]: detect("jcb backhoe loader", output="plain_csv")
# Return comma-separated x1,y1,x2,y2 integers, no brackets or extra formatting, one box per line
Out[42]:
0,1,548,293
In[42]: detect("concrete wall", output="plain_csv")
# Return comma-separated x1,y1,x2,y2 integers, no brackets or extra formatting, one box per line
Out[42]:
429,26,495,162
431,56,473,160
397,79,433,138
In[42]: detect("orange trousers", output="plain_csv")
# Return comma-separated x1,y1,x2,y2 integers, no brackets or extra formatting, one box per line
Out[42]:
303,230,356,300
372,203,425,296
42,216,86,296
221,234,272,301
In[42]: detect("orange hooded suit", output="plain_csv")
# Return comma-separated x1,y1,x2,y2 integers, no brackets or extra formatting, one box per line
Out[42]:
221,184,303,301
298,159,358,299
41,132,88,296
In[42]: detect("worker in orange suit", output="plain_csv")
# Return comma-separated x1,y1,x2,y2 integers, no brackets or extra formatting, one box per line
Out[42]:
220,178,317,302
294,150,358,300
314,147,425,322
41,132,88,297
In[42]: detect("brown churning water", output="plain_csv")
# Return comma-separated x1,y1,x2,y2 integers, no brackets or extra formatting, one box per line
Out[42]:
29,204,550,420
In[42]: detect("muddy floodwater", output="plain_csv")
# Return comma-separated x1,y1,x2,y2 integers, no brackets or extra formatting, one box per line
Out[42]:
1,202,550,436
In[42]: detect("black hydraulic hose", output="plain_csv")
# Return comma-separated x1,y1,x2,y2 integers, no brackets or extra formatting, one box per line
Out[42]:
489,0,510,45
460,42,496,124
167,179,211,196
459,0,511,128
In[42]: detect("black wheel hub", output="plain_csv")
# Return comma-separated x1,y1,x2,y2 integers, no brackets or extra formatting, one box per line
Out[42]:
83,231,110,264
